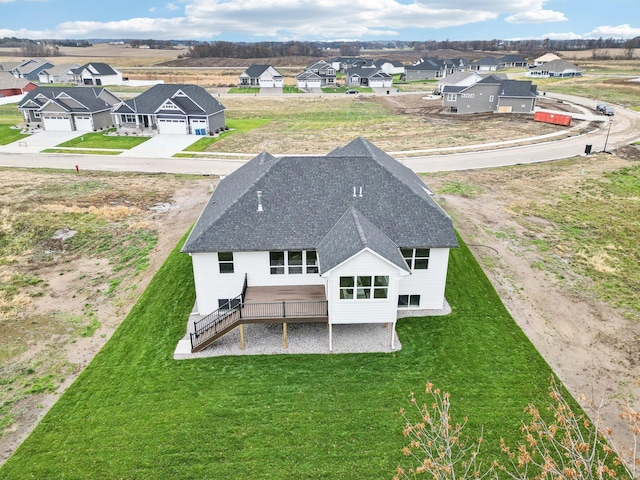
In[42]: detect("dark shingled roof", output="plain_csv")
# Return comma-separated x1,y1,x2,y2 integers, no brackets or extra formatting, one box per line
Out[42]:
498,79,537,98
317,207,409,274
75,63,119,76
241,64,281,78
18,86,119,112
113,84,225,116
182,138,458,257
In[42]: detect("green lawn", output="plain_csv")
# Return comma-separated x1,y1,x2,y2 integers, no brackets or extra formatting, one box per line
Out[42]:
0,124,28,146
283,86,305,94
228,87,260,94
0,232,560,479
321,86,374,94
181,118,271,152
42,148,123,155
0,103,27,145
56,130,150,149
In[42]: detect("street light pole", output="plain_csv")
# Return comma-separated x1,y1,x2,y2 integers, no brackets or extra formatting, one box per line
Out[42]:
603,118,613,153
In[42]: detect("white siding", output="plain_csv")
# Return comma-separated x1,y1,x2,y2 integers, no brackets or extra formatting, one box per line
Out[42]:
190,251,325,315
397,248,450,310
325,250,403,325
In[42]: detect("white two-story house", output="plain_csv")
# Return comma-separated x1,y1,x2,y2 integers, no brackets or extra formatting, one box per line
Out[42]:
180,138,458,353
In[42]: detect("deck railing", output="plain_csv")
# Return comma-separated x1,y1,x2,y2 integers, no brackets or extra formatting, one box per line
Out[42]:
190,297,328,352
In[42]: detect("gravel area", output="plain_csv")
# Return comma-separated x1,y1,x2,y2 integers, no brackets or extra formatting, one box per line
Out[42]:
174,301,451,359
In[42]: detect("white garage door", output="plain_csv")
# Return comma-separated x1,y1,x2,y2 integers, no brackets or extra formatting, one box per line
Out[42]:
260,78,274,88
189,119,208,135
306,80,321,89
158,118,187,134
75,116,93,131
43,115,72,131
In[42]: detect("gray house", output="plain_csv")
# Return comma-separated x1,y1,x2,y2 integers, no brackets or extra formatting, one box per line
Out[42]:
112,84,226,135
442,76,537,114
345,67,392,88
469,57,500,72
499,54,528,69
296,60,336,89
8,58,54,81
404,58,447,81
38,64,80,84
17,86,121,131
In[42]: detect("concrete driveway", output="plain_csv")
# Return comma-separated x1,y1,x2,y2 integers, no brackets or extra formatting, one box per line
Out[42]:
3,130,80,154
124,134,199,158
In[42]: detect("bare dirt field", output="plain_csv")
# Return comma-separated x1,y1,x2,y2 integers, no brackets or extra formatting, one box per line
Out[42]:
0,170,215,465
425,149,640,460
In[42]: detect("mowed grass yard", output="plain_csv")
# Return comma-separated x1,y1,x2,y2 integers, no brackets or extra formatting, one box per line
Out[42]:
0,235,558,479
0,105,27,146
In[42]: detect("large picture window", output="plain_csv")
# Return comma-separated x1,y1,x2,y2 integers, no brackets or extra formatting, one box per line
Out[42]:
218,252,234,273
401,248,430,270
270,250,318,275
339,276,389,300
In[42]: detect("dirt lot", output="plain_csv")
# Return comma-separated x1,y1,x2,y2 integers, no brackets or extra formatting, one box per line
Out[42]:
0,170,215,464
425,149,640,460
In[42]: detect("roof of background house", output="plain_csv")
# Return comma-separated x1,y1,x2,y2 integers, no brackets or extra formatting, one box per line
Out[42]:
74,63,119,76
113,84,225,116
471,57,500,66
0,72,34,90
530,58,582,72
182,137,458,259
17,86,120,112
39,63,80,77
241,64,281,78
346,67,390,79
500,54,527,63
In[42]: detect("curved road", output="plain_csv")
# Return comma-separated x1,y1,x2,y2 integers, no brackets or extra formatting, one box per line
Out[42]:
1,92,639,175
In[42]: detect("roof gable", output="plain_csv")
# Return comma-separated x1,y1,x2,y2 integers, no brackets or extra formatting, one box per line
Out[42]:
317,207,409,274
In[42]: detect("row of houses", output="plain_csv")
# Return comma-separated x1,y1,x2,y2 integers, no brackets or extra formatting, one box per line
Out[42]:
239,60,394,90
237,53,582,90
17,83,226,135
0,58,123,87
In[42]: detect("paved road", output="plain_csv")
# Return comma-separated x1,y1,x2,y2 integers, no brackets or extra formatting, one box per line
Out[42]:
1,92,638,176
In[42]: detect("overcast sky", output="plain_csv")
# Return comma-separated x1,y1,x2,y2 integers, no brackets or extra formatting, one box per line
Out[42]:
1,0,639,42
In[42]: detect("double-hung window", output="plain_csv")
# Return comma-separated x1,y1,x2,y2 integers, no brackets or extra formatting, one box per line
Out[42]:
401,248,430,270
398,294,420,308
218,252,234,273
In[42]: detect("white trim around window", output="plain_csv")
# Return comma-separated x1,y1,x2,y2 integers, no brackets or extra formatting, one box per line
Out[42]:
339,275,389,300
270,250,318,275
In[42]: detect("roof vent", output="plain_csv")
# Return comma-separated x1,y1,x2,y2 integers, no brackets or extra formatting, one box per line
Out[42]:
352,186,363,198
257,191,264,212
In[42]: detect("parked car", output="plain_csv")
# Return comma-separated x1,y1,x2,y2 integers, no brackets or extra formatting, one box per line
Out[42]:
345,89,358,94
603,106,615,116
596,102,607,112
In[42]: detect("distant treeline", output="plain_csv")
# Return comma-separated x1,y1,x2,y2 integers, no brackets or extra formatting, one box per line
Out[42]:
185,41,325,59
130,39,179,49
185,37,640,59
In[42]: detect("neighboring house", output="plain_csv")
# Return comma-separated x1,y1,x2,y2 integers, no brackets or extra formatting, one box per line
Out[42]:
181,137,458,353
533,52,561,66
112,83,226,135
436,71,480,93
373,59,405,75
8,58,54,81
296,60,336,89
73,63,123,86
403,58,447,81
345,67,392,88
17,86,121,131
331,57,374,72
38,63,80,84
238,65,284,88
469,57,500,72
499,54,528,69
442,75,537,114
527,59,583,78
0,72,37,97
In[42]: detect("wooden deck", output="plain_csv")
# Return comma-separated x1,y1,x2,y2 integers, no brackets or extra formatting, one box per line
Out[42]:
190,284,328,352
244,284,327,303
